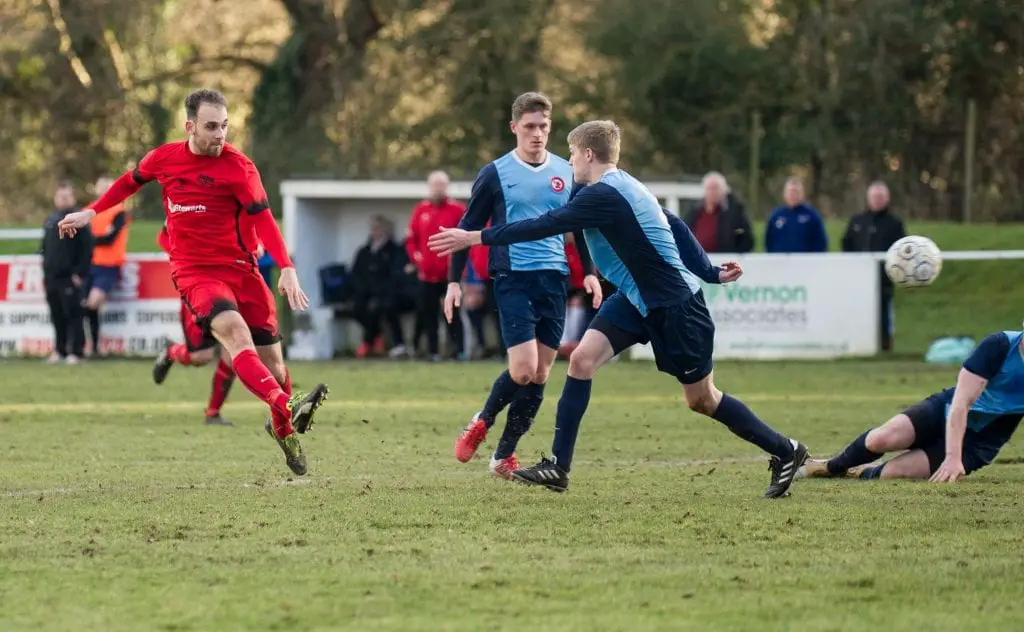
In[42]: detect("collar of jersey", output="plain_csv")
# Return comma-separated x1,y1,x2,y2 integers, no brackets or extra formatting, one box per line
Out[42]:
510,149,550,172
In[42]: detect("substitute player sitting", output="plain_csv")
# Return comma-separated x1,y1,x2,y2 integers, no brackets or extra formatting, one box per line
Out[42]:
431,120,809,498
58,88,328,476
800,330,1024,482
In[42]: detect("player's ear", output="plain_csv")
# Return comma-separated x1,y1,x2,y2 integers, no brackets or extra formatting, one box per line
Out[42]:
509,120,517,135
184,119,194,135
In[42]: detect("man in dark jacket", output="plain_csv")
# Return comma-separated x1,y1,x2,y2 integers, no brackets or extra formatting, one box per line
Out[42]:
352,216,410,358
684,171,754,254
765,177,828,253
841,181,906,352
41,181,93,364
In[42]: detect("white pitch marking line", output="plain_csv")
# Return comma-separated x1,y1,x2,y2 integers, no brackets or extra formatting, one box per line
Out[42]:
0,457,770,498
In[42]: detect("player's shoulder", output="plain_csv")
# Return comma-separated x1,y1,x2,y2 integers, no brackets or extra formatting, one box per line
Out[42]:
220,144,257,169
548,153,572,168
472,161,500,186
144,141,185,163
967,332,1013,363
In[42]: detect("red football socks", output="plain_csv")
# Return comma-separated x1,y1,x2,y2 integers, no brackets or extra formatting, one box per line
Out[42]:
168,343,192,366
205,355,235,417
231,349,293,436
269,367,294,439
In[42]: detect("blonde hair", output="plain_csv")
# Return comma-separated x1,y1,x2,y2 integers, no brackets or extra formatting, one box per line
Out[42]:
567,120,621,164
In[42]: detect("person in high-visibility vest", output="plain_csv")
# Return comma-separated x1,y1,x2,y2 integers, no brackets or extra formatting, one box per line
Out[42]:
86,176,131,356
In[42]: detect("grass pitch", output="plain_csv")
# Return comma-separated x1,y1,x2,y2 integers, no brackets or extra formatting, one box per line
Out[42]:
1,358,1023,631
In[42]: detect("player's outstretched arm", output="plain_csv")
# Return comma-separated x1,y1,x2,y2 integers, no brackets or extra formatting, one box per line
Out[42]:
481,188,614,247
931,368,986,483
58,170,144,239
662,208,724,284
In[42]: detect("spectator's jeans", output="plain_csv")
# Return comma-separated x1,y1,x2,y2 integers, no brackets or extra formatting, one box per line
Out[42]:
353,294,404,347
414,281,464,357
44,276,85,357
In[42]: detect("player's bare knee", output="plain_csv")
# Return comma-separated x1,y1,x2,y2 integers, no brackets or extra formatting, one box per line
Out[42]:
190,348,217,366
567,349,599,379
509,364,536,385
532,365,552,385
683,378,720,416
866,425,904,453
686,392,718,416
210,311,252,355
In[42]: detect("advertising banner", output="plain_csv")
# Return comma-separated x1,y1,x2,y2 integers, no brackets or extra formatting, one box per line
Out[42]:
0,254,181,357
630,253,881,360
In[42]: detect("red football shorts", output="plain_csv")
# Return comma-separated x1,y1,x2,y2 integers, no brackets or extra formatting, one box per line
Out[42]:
180,300,216,352
174,266,280,346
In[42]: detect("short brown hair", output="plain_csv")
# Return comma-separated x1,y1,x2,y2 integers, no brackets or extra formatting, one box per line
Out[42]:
567,120,621,164
184,88,228,120
511,91,552,121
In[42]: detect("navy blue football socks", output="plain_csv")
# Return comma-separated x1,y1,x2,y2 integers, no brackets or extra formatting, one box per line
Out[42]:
859,464,885,479
827,431,882,474
494,382,545,460
551,376,592,472
711,393,794,459
480,370,521,428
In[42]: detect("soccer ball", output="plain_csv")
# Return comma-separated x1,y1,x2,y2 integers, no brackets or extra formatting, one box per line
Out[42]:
884,235,943,287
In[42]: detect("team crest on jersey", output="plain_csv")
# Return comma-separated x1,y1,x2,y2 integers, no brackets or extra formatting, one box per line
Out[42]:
550,176,566,193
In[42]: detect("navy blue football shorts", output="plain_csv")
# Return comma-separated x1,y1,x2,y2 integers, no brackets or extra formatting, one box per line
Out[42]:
588,290,715,385
492,270,568,350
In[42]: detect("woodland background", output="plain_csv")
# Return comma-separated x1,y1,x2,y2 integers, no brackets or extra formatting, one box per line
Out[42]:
2,0,1022,223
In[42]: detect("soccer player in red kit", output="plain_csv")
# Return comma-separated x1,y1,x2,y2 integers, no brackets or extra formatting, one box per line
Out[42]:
152,223,237,427
58,88,328,476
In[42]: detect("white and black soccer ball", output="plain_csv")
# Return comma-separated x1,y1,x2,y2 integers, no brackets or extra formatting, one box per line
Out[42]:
884,235,943,287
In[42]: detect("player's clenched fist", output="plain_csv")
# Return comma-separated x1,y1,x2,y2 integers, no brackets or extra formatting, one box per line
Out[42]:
58,209,97,239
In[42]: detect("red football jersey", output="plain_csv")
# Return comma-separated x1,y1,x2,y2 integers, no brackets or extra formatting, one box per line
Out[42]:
134,141,268,275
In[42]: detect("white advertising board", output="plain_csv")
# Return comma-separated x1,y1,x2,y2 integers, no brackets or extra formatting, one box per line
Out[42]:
0,254,181,357
631,253,881,360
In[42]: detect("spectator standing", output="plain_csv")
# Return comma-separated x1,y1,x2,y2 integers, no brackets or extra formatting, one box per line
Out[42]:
841,181,906,352
41,181,93,364
351,216,409,358
405,170,466,360
765,177,828,253
85,175,130,357
684,171,754,254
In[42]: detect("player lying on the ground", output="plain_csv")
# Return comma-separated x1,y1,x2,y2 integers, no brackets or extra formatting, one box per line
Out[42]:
800,329,1024,482
430,120,808,498
151,224,236,426
56,88,328,476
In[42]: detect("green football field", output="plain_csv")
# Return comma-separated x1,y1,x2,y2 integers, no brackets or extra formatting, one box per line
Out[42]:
1,358,1022,631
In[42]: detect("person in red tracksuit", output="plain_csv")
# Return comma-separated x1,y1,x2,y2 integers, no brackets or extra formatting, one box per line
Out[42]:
405,170,466,360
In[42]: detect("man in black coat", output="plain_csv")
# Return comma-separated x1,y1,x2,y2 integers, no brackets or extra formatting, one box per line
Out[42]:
351,216,411,358
841,181,906,352
683,171,754,254
41,181,93,364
